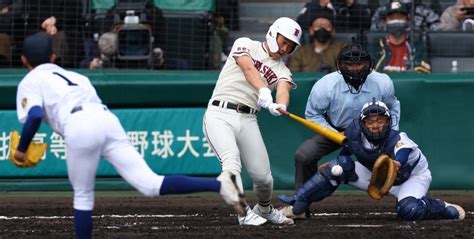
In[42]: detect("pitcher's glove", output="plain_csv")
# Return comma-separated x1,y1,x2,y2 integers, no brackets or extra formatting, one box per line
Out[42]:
9,130,48,168
367,154,397,200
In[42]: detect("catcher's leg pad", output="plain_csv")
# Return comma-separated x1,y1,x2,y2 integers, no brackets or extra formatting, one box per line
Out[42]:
278,172,337,215
396,196,464,220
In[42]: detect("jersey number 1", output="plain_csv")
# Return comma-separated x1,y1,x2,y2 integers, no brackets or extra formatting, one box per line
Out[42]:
53,72,78,86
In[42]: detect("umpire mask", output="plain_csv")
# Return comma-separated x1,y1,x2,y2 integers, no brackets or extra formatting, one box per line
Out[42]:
313,28,332,43
386,19,408,37
337,43,372,93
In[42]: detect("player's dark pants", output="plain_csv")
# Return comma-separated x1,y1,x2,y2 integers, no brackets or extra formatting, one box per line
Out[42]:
294,134,341,189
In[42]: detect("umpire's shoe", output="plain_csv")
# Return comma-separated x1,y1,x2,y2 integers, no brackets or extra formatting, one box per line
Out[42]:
443,202,465,220
217,172,246,217
252,205,295,225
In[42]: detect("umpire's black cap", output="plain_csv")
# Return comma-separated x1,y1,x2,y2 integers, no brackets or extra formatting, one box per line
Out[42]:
23,33,53,66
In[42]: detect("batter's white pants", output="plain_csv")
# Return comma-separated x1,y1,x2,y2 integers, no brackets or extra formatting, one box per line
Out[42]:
63,103,165,211
204,105,273,205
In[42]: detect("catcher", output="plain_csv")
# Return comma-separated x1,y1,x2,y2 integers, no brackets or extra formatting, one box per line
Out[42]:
278,99,465,221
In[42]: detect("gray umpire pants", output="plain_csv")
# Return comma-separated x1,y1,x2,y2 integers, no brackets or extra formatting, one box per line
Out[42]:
294,134,341,189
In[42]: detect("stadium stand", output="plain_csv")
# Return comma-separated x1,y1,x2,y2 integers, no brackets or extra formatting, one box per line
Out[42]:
0,0,471,72
427,31,474,72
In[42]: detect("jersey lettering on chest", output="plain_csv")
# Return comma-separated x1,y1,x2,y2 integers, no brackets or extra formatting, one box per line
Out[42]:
253,60,278,85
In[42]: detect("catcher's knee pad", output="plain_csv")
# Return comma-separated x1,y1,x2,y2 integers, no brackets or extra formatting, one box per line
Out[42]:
397,197,423,220
397,196,448,220
291,172,337,215
320,156,358,184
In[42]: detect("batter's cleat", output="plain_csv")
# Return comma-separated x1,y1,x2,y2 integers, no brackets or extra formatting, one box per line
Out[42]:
252,205,295,225
278,205,306,219
238,206,267,226
443,202,465,220
217,172,246,217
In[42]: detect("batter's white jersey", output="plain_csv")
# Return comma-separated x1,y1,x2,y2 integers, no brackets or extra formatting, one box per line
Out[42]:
16,63,101,136
211,37,296,109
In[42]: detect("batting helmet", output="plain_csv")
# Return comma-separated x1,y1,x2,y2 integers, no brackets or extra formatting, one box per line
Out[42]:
359,99,392,145
336,42,372,93
266,17,302,54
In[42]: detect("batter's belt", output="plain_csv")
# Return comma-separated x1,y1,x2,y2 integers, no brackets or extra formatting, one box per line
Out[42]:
212,100,257,114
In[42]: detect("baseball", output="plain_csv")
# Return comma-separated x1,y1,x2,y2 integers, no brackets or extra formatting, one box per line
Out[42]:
331,165,343,176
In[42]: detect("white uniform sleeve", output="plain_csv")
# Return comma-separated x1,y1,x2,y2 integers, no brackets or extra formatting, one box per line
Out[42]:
231,37,254,59
276,66,297,89
16,79,43,124
394,132,418,155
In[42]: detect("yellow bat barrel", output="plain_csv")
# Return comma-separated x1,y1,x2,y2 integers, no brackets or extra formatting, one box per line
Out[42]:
288,113,347,145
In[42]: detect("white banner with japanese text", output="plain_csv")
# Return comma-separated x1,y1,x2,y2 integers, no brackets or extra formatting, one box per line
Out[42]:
0,108,221,177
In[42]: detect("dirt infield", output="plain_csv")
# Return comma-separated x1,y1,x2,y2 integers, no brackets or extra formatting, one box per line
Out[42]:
0,191,472,238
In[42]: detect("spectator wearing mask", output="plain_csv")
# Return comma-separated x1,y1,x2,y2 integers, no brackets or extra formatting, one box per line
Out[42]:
371,0,441,31
372,1,431,73
440,0,474,30
287,12,347,73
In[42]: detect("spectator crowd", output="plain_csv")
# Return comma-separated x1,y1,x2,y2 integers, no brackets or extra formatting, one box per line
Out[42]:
0,0,472,71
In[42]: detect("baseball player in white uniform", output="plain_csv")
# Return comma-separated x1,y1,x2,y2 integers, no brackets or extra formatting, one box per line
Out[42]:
13,33,243,239
279,100,465,221
203,17,302,226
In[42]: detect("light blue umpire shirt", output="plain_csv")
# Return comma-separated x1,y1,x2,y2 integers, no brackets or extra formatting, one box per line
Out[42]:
305,70,401,131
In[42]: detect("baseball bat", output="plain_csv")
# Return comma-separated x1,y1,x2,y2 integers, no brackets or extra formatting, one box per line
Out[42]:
278,108,348,146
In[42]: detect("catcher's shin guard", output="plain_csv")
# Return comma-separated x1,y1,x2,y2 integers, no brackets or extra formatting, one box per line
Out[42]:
396,196,465,220
278,172,337,215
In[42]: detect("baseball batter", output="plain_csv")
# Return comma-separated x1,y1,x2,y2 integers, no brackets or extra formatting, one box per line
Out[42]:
279,100,465,221
203,17,302,226
13,33,243,239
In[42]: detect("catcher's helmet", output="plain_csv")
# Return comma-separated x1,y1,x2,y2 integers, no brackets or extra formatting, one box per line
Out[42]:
336,42,372,93
359,99,391,145
266,17,302,54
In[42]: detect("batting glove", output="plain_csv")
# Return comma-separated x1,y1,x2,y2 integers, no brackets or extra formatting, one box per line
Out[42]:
268,103,286,116
257,87,273,109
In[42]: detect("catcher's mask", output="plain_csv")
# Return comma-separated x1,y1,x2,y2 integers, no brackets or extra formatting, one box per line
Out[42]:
336,42,372,93
360,99,391,145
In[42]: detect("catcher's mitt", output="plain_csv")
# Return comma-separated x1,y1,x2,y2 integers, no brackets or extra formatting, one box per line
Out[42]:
9,130,48,168
367,154,397,200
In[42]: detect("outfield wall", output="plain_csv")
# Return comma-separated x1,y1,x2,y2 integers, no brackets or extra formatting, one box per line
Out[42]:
0,70,472,190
